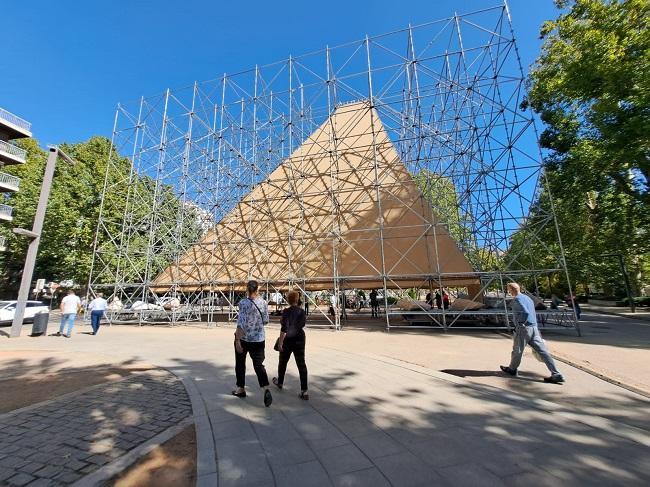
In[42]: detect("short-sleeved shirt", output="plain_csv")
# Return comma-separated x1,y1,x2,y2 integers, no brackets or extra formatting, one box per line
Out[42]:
281,306,306,339
511,294,537,327
237,297,269,342
61,295,81,314
89,297,108,311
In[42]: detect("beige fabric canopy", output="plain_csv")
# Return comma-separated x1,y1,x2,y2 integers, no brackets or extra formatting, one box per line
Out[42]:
154,101,477,290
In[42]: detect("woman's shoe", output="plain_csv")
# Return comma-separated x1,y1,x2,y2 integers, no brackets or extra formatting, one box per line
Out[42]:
299,391,309,401
272,377,283,389
264,389,273,407
231,389,247,398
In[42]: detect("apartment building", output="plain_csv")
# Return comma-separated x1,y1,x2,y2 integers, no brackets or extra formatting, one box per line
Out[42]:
0,107,31,251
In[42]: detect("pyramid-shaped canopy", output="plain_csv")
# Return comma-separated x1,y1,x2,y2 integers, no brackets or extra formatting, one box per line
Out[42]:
154,101,476,290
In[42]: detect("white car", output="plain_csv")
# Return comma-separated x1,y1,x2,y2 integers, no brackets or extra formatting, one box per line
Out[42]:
0,300,49,324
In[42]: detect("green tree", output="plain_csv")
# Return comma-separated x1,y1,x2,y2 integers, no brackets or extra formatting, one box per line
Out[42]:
514,0,650,296
415,170,499,272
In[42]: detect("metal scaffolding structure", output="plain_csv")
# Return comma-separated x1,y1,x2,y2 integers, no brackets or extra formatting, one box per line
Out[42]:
89,4,579,333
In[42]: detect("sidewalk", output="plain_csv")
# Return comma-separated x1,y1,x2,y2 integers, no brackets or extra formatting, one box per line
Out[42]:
1,315,648,486
582,303,650,322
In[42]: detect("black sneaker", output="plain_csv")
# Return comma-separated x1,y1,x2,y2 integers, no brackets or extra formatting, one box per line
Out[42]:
264,389,273,407
500,365,517,376
544,374,565,384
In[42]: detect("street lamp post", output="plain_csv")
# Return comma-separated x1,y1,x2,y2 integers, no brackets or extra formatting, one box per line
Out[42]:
601,253,636,313
10,146,75,338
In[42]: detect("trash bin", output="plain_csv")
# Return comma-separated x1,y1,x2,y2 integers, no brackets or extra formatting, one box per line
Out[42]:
31,312,50,336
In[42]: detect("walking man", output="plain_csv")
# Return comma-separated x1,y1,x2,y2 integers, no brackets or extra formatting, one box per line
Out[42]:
88,292,108,335
500,282,564,383
57,289,81,338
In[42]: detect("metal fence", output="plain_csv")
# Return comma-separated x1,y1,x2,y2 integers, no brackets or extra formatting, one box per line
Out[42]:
0,171,20,189
0,107,31,133
0,140,27,161
0,204,13,219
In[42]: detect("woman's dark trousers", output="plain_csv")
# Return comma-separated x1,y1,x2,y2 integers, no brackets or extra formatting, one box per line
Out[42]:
277,336,308,391
235,340,269,388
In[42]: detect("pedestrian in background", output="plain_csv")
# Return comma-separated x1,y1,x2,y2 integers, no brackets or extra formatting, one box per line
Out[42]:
273,290,309,400
88,293,108,335
57,290,81,338
500,282,564,384
370,289,379,318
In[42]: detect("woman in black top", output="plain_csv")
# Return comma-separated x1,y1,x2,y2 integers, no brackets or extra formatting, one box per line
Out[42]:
273,290,309,399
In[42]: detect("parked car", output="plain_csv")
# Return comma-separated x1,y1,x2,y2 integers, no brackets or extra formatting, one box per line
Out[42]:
0,300,49,325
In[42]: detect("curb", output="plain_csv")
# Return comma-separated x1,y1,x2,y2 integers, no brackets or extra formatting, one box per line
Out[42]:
182,377,218,487
551,351,650,399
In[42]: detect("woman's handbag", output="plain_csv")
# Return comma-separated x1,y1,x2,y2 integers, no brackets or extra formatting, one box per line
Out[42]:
273,337,281,352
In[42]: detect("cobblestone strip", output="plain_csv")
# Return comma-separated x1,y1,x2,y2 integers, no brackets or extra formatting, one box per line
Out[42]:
0,371,191,486
71,417,193,487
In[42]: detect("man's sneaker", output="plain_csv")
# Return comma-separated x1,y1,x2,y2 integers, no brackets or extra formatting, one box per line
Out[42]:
500,365,517,376
54,332,61,337
544,374,565,384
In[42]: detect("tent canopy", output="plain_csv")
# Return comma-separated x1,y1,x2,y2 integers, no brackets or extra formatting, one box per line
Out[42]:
154,101,477,291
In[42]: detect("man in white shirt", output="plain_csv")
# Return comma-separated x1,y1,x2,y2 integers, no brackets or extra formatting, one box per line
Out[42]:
57,289,81,338
88,292,108,335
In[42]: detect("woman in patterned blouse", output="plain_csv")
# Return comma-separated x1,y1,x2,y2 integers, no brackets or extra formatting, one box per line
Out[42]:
232,280,273,407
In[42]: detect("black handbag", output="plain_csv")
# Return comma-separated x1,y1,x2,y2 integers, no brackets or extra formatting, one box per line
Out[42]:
273,337,281,352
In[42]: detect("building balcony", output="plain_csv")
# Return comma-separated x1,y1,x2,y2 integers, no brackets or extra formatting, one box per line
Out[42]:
0,172,20,192
0,107,32,140
0,204,13,222
0,140,27,165
0,235,5,251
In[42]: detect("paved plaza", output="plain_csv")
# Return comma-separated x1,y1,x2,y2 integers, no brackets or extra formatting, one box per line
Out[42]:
1,311,649,486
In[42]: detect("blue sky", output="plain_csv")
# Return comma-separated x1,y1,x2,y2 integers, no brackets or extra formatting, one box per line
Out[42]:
1,0,558,146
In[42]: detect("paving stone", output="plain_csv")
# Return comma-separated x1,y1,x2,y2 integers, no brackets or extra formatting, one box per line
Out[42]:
6,472,35,486
273,460,333,487
0,456,29,469
437,463,507,487
333,467,392,487
54,469,83,483
33,464,64,479
374,451,443,487
80,464,98,474
25,478,58,487
0,467,17,482
64,458,88,471
351,431,405,460
16,462,44,475
315,443,373,476
86,454,111,466
265,438,317,469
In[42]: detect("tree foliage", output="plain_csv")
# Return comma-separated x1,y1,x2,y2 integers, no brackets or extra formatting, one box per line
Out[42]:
414,170,499,272
512,0,650,296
